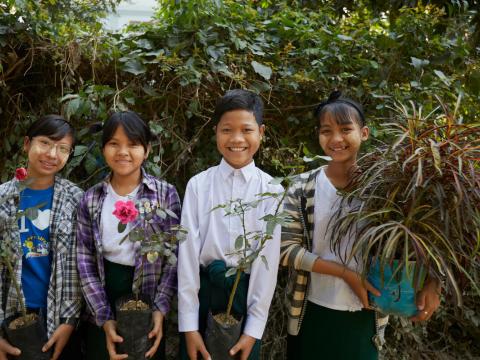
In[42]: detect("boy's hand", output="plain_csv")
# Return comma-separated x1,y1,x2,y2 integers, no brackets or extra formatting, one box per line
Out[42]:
342,268,380,308
42,323,74,360
410,278,441,322
229,334,256,360
145,310,164,359
103,320,128,360
185,331,211,360
0,337,21,360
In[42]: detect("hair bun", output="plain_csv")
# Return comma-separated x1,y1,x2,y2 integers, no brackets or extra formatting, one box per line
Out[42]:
327,90,342,102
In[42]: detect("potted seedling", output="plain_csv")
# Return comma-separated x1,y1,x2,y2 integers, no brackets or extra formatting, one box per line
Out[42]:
204,179,290,359
112,198,186,360
0,169,51,360
329,98,480,317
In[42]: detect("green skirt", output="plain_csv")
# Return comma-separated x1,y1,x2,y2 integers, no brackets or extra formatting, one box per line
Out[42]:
84,258,165,360
287,301,378,360
179,260,261,359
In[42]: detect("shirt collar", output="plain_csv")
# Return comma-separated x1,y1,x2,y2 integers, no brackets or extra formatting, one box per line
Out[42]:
219,158,256,182
101,168,156,194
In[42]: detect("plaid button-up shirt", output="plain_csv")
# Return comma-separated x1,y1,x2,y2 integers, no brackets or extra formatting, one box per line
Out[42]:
76,170,180,326
0,176,84,337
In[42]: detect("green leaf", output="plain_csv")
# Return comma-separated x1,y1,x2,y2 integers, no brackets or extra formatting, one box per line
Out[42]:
117,222,127,233
266,220,276,236
66,98,81,120
434,69,451,86
303,155,332,163
269,177,283,185
24,207,39,220
146,251,159,263
156,208,167,219
225,267,237,277
235,235,244,250
337,34,353,41
251,61,272,80
73,145,88,157
410,57,429,69
123,60,146,75
60,94,79,102
429,139,442,175
168,254,177,265
261,255,269,270
164,208,178,219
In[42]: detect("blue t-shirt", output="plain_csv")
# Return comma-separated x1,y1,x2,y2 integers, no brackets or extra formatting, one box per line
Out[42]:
18,187,54,309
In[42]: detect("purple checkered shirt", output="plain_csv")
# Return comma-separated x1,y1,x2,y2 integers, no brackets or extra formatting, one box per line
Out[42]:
76,169,180,326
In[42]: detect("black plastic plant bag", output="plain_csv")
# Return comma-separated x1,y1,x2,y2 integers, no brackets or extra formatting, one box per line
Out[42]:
204,311,243,360
115,294,153,360
3,312,51,360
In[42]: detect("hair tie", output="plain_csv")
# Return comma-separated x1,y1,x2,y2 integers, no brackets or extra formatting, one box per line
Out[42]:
327,90,342,103
313,90,365,126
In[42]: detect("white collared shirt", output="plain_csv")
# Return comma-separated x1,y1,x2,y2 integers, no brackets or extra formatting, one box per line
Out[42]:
308,167,363,311
178,159,283,339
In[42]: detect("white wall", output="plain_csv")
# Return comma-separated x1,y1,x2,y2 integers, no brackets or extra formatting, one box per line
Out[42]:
103,0,157,31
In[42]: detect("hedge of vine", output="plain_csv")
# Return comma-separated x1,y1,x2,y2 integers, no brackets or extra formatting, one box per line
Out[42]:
1,1,479,358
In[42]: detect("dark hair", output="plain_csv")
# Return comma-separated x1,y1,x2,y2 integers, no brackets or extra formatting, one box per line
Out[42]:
26,115,76,145
314,90,366,127
213,89,264,125
102,111,152,151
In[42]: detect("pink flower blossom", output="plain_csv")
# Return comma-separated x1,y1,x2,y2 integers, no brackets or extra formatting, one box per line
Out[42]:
15,167,28,181
112,200,139,224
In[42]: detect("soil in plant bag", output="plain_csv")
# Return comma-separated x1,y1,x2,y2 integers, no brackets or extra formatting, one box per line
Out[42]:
199,260,260,360
3,312,51,360
115,294,153,360
205,311,243,360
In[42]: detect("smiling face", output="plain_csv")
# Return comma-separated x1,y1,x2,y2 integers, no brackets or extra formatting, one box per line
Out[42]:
102,125,150,182
24,135,73,181
318,111,369,165
215,109,265,169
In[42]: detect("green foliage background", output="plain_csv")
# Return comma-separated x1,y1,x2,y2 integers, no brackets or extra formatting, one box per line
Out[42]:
1,0,479,358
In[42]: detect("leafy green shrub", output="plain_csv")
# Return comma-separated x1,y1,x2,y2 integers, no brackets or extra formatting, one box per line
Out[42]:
1,1,479,359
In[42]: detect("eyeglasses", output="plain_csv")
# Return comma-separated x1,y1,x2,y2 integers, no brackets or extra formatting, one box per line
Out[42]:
32,137,72,157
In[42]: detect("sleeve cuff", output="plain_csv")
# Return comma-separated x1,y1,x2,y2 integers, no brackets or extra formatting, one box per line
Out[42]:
243,316,266,340
299,251,318,272
60,317,79,327
94,305,115,327
154,299,170,316
178,312,199,332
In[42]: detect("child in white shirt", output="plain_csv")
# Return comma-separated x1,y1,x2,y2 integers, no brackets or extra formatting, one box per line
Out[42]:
178,89,283,360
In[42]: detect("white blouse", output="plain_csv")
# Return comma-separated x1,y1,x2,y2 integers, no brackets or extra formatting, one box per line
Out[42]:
100,183,139,266
308,167,364,311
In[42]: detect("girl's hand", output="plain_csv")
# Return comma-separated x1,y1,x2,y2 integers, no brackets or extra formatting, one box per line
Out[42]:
342,268,380,308
0,337,20,360
410,278,441,322
102,320,127,360
145,310,164,358
229,334,256,360
185,331,211,360
42,323,74,360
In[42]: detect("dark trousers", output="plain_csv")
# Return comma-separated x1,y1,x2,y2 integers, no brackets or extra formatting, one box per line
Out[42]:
179,260,261,360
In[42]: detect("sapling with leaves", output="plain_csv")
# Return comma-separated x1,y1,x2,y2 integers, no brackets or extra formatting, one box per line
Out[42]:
0,171,45,328
211,177,291,326
113,198,186,304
